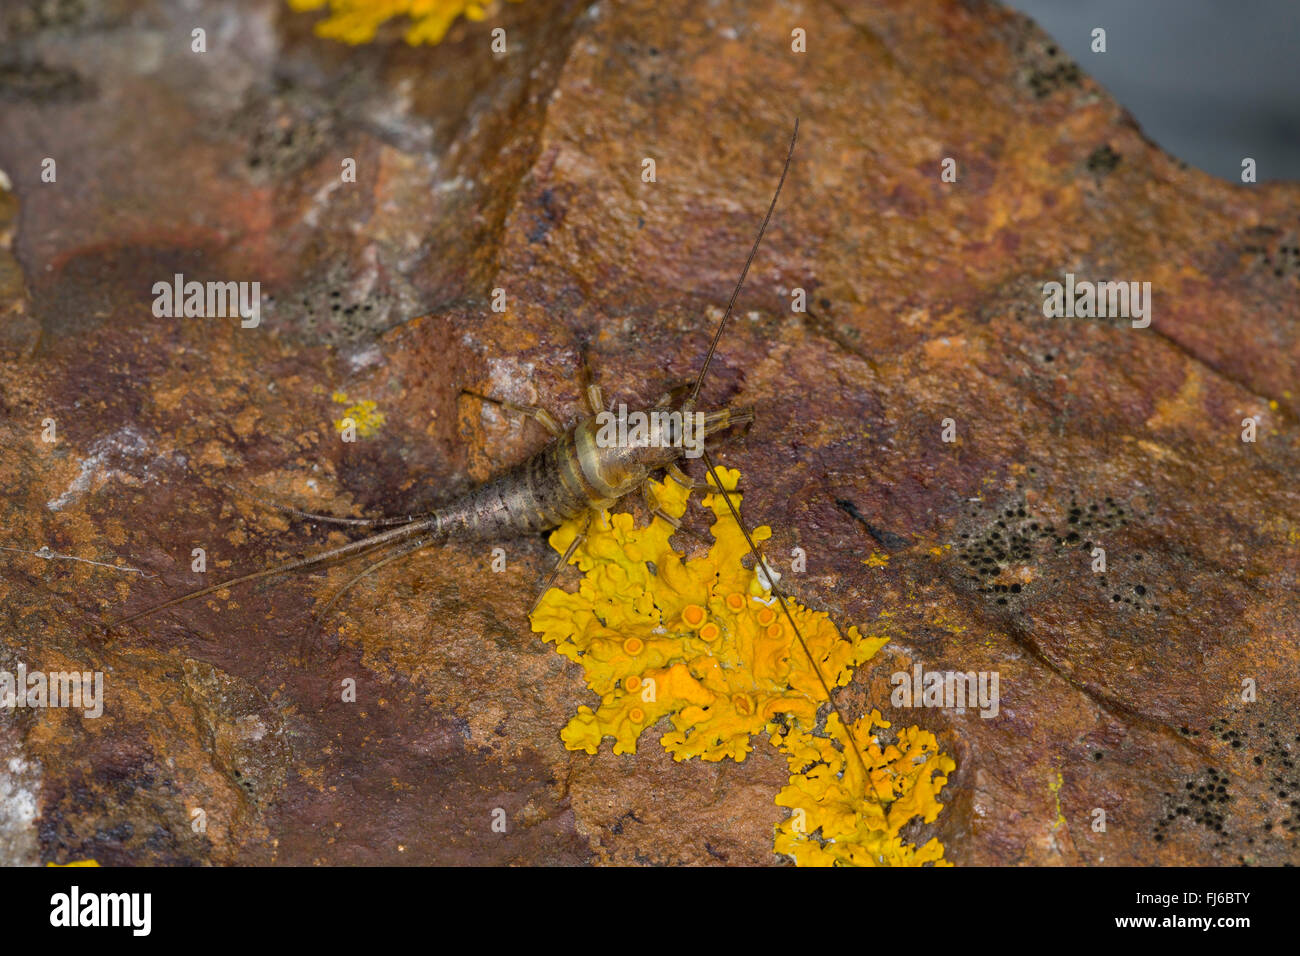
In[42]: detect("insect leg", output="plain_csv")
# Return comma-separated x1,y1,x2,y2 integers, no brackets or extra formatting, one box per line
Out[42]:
578,349,606,415
662,403,756,494
666,462,745,495
641,481,706,543
701,406,755,437
651,383,692,410
460,389,563,437
529,511,593,615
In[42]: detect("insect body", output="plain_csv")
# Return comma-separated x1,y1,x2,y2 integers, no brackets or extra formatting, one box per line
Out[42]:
115,378,751,625
118,124,796,630
438,400,748,541
114,118,872,786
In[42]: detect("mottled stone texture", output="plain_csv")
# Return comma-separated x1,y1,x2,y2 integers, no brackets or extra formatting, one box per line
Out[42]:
0,0,1297,865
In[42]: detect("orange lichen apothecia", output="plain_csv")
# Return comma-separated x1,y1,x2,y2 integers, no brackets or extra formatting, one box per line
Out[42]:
530,466,956,866
287,0,523,46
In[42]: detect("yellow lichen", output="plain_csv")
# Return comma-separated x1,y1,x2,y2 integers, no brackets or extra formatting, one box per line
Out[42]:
771,712,955,866
287,0,522,46
530,467,955,865
332,390,386,437
1049,769,1066,831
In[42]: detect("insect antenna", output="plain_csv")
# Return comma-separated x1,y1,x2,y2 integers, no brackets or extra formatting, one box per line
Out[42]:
701,451,873,788
687,119,875,789
686,118,798,407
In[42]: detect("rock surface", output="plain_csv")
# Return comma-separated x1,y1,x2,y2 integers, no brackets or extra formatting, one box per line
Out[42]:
0,0,1297,865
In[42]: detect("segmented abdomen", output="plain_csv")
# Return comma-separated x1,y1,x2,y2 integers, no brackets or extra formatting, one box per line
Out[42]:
432,422,625,540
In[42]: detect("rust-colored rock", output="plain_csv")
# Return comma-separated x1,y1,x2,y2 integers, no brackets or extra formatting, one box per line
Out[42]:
0,0,1297,865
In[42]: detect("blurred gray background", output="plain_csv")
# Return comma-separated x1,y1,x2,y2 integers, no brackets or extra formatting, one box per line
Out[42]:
1002,0,1299,181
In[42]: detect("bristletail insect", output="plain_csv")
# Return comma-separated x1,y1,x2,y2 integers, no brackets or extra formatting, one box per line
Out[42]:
114,119,875,783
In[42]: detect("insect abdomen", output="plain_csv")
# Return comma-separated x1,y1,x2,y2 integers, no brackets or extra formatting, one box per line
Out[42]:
433,421,634,539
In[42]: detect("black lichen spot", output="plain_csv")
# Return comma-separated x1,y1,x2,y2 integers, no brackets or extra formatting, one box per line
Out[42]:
953,488,1161,617
1020,35,1083,98
5,0,94,34
0,57,93,102
1239,226,1300,282
528,188,562,244
239,87,337,183
1086,144,1122,176
1174,709,1300,861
